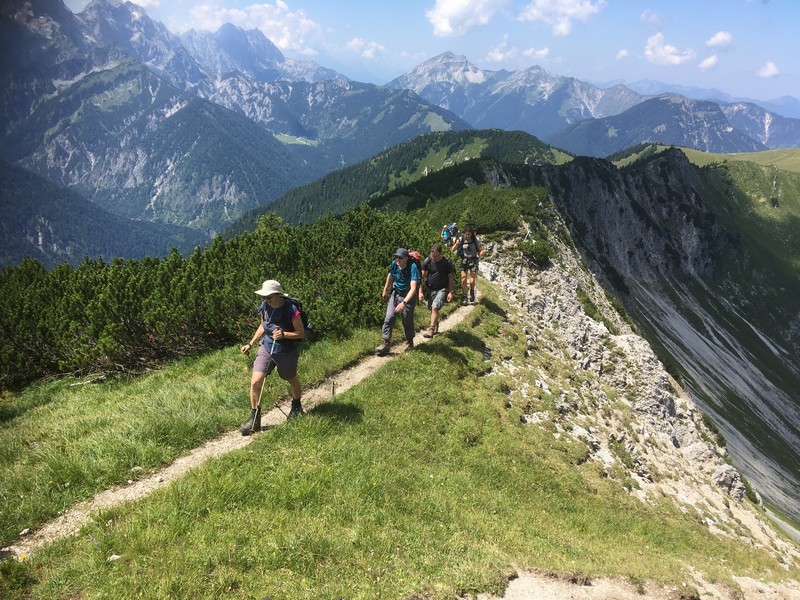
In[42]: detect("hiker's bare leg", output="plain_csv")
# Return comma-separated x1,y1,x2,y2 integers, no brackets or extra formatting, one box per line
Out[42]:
430,307,440,329
250,371,266,409
460,270,468,295
287,375,301,400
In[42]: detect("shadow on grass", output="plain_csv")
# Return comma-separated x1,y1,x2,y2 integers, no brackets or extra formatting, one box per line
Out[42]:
0,394,53,424
311,401,364,424
479,296,506,319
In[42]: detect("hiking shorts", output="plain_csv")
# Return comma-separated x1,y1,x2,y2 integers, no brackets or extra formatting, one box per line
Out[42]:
460,257,479,273
254,344,299,380
427,288,447,310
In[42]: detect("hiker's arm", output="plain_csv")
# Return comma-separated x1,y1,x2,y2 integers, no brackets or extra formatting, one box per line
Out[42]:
273,313,305,342
381,272,393,300
241,324,265,354
447,271,456,302
395,280,418,314
419,269,427,300
407,279,418,300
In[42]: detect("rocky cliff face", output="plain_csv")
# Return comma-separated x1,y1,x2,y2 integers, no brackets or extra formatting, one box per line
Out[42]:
480,226,800,554
517,149,800,530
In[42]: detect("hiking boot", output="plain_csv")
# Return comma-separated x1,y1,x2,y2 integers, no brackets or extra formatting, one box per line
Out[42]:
405,341,414,351
375,340,390,356
287,399,304,420
422,326,435,338
239,407,261,436
461,296,468,306
470,288,475,303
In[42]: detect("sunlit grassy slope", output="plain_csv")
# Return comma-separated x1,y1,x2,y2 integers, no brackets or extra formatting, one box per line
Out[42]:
1,286,796,599
614,144,800,174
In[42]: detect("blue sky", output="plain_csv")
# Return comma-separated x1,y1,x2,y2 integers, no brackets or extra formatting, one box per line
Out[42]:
64,0,797,101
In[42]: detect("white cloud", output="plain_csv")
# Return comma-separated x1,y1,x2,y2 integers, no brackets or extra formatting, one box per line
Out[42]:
758,61,780,78
346,38,386,59
487,37,549,62
639,10,662,29
426,0,503,37
705,31,733,48
616,49,629,60
187,2,321,54
519,0,606,36
523,46,551,60
699,55,718,70
644,33,696,66
130,0,161,7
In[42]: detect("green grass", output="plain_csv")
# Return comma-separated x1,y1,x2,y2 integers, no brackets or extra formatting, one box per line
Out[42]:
387,139,488,191
0,301,446,547
614,144,800,174
1,284,796,598
680,147,800,173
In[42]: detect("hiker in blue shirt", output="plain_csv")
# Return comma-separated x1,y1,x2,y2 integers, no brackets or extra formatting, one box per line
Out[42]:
375,248,420,356
239,279,305,434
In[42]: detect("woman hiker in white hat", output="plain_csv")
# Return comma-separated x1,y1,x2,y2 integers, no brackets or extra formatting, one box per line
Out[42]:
239,279,305,434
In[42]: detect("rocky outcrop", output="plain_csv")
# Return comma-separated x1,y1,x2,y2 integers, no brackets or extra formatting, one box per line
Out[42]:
521,150,800,529
479,224,800,558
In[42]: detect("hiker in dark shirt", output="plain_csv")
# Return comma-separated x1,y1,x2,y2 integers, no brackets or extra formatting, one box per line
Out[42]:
375,248,420,356
239,279,305,434
419,243,455,338
451,224,484,305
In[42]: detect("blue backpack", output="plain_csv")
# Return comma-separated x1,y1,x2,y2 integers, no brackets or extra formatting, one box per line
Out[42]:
441,223,459,244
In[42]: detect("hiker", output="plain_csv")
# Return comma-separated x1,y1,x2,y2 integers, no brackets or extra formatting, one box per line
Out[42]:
419,243,455,338
451,224,484,305
239,279,305,434
375,248,420,356
441,222,458,246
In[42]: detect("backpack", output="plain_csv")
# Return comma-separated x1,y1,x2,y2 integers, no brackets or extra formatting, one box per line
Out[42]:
258,297,312,339
455,234,479,258
408,250,423,283
422,255,454,292
441,223,458,244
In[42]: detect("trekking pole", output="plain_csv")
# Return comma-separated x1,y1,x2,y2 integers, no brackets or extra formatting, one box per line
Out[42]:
255,337,279,423
258,336,277,409
269,327,289,417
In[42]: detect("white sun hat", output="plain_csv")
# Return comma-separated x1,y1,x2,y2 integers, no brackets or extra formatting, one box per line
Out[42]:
254,279,285,297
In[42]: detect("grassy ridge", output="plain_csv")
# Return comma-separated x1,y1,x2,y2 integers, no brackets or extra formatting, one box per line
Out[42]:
681,147,800,173
2,286,795,599
613,144,800,174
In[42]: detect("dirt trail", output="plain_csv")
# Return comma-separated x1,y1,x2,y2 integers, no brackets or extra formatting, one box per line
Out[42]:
5,299,480,560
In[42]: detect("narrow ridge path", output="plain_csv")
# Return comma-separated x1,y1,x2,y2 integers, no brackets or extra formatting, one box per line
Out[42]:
6,297,481,559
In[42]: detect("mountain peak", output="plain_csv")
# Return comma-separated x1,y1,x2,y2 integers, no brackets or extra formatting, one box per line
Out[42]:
387,51,492,92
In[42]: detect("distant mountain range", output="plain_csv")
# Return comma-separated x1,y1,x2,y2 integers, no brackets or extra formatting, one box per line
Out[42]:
389,52,800,157
623,79,800,119
0,0,467,264
2,0,800,267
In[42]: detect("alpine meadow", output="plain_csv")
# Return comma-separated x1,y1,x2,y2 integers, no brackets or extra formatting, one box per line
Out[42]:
2,1,800,598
